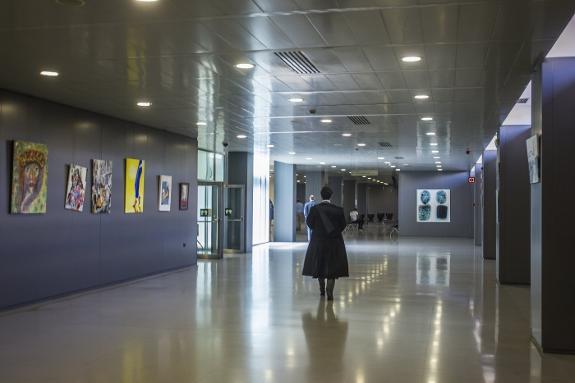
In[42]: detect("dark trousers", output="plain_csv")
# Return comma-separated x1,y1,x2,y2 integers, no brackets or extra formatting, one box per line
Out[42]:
318,278,335,296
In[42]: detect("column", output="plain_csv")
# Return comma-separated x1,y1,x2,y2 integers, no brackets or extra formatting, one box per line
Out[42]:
328,176,343,205
496,125,531,284
482,150,497,260
342,180,356,218
474,163,483,246
227,152,253,251
304,171,324,200
357,183,368,217
530,59,575,352
274,161,296,242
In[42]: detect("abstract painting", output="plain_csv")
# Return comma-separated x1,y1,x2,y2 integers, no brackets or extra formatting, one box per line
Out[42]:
416,189,451,223
526,135,540,184
125,158,145,213
11,141,48,214
179,183,189,210
158,175,172,212
92,159,112,213
64,164,87,212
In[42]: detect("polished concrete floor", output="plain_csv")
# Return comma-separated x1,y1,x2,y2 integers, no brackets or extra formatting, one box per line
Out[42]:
1,232,575,383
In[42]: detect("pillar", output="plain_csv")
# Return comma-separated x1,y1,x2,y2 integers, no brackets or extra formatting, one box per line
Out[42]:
496,125,531,284
274,161,296,242
357,183,368,217
328,176,343,205
474,163,483,246
482,150,497,260
342,180,356,218
304,171,324,201
530,58,575,352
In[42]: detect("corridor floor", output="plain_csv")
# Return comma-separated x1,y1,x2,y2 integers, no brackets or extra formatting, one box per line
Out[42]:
1,236,575,383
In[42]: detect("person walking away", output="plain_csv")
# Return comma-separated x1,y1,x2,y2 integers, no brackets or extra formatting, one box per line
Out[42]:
303,194,316,241
302,186,349,300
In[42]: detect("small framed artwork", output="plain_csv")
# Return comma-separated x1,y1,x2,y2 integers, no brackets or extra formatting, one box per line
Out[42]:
179,183,189,210
526,134,540,184
158,175,172,212
65,164,87,212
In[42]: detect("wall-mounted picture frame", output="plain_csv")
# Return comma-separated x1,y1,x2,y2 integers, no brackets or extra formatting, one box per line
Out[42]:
179,183,189,210
65,164,87,212
158,175,172,212
416,189,451,223
125,158,145,213
11,141,49,214
526,134,540,184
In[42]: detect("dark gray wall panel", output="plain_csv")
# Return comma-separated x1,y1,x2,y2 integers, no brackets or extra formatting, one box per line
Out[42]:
328,176,342,206
342,180,356,220
273,161,295,242
482,150,497,259
227,151,253,251
0,90,198,310
474,164,483,246
398,172,473,238
496,125,531,285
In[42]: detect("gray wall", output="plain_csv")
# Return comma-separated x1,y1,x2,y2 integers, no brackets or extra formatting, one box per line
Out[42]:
482,150,497,259
342,180,356,220
273,161,295,242
357,183,367,217
304,171,323,201
398,172,473,238
328,176,342,205
227,151,253,251
496,125,531,284
367,184,398,220
473,163,483,246
0,90,198,310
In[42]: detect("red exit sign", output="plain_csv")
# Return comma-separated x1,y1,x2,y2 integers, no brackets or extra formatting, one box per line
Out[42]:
468,176,476,184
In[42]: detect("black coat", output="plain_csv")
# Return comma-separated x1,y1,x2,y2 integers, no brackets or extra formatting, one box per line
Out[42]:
302,202,349,279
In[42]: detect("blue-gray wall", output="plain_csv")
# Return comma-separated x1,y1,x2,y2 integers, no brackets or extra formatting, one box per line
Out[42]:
273,161,295,242
482,150,497,259
398,172,473,238
0,90,198,310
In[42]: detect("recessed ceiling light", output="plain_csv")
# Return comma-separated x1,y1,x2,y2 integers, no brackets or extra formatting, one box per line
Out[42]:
137,101,152,107
357,143,366,147
196,122,207,126
321,119,332,123
362,176,367,178
136,0,159,2
267,144,274,148
348,171,352,174
342,133,352,137
235,63,254,69
237,134,247,139
396,169,401,172
341,168,346,171
433,156,441,159
390,165,396,168
414,94,429,100
305,157,313,160
435,161,442,164
40,70,59,77
288,151,296,155
431,150,439,154
289,97,304,103
331,165,337,168
438,169,444,172
421,117,433,121
402,56,422,63
384,161,391,165
426,132,436,136
320,162,326,165
377,157,385,160
430,143,438,146
403,164,409,166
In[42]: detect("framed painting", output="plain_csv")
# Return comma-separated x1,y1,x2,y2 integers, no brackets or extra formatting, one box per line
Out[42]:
11,141,48,214
64,164,87,212
158,175,172,212
416,189,451,223
179,182,189,210
125,158,145,213
92,159,112,213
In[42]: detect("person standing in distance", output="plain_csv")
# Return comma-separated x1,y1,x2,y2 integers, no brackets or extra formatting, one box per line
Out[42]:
302,186,349,300
303,194,316,241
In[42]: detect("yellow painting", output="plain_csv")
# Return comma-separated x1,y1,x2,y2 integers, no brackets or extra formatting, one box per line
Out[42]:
125,158,145,213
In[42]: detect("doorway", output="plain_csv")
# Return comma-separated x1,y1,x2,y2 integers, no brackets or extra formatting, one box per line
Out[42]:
197,182,223,259
224,185,245,253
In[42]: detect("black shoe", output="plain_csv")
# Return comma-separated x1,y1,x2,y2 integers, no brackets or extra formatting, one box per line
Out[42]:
320,289,325,296
327,294,334,301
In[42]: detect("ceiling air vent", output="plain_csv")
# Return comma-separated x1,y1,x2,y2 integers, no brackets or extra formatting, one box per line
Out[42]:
517,98,529,104
379,142,393,148
274,51,320,75
347,116,370,125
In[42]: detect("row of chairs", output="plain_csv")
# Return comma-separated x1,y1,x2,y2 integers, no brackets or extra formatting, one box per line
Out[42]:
353,213,394,224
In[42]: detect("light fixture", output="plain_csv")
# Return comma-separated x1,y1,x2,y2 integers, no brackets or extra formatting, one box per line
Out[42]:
390,165,396,168
426,132,436,136
137,101,152,107
288,151,296,155
433,156,440,159
267,144,274,148
136,0,159,2
421,117,433,121
40,70,59,77
235,63,254,69
438,169,444,172
331,165,337,168
321,119,332,123
378,157,385,160
431,150,439,154
305,157,313,160
196,122,207,126
435,161,442,164
362,176,367,178
237,134,247,139
357,143,366,147
396,169,401,172
414,94,429,100
430,143,438,146
320,162,326,165
402,56,422,63
341,168,346,171
342,133,352,137
289,97,304,103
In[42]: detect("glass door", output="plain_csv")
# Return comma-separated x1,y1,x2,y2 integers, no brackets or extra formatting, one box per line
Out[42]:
197,183,223,259
224,185,245,253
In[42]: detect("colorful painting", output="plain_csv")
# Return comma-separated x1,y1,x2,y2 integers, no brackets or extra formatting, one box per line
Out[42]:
11,141,48,214
416,189,451,223
92,159,112,213
179,183,189,210
125,158,145,213
65,164,87,212
158,175,172,212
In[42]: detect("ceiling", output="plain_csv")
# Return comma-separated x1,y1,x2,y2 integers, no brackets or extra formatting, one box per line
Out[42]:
0,0,574,173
